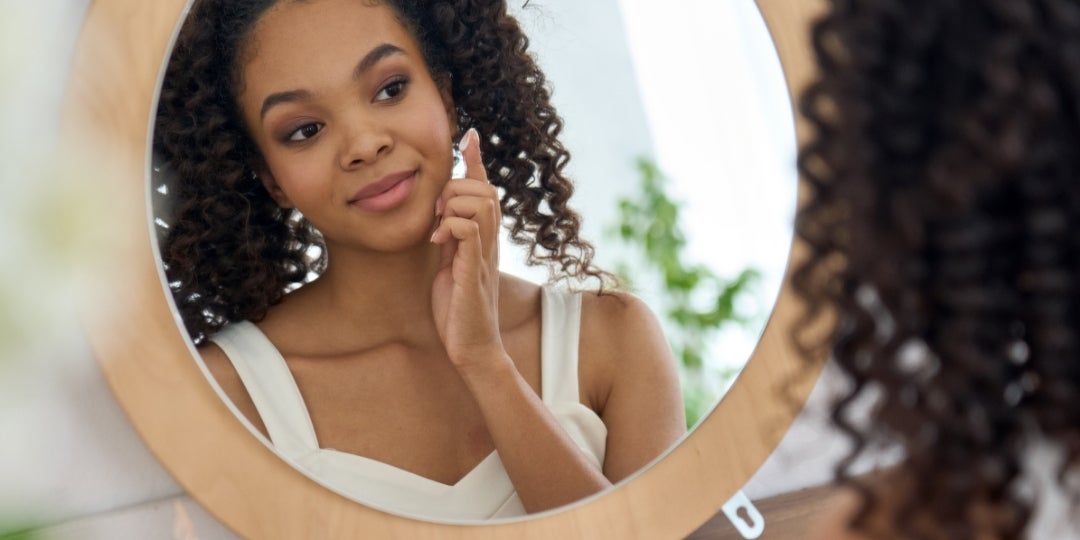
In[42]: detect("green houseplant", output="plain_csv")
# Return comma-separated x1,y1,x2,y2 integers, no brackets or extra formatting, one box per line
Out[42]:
608,158,762,428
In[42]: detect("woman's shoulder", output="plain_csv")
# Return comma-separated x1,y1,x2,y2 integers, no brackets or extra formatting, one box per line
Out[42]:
498,274,664,342
196,334,242,395
576,286,687,472
575,287,676,411
577,288,670,371
196,335,271,438
198,340,240,400
577,288,658,337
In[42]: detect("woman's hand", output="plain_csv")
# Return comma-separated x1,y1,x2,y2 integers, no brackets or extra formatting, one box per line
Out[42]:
429,128,506,370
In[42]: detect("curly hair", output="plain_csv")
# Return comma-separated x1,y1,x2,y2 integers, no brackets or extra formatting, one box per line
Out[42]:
153,0,610,343
793,0,1080,538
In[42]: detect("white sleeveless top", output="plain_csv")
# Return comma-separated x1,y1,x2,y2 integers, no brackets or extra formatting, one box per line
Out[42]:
210,285,607,521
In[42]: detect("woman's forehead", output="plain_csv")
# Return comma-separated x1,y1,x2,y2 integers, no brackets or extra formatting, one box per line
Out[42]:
252,3,412,61
239,0,421,99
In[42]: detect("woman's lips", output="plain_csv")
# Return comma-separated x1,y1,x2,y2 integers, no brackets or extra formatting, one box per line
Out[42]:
349,171,416,212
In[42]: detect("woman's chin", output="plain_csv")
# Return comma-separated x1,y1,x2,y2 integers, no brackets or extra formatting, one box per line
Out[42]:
366,223,440,254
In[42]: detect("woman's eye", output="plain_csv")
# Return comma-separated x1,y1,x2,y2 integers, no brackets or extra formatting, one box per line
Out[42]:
375,78,407,101
286,123,323,142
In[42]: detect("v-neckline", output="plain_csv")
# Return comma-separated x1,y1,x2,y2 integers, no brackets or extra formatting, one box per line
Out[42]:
318,446,502,490
249,323,505,487
210,285,610,519
217,285,581,489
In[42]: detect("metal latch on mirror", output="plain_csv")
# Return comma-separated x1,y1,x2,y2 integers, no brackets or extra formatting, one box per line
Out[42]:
722,491,764,539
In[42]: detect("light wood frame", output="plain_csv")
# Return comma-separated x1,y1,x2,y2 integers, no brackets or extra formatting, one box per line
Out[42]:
63,0,825,537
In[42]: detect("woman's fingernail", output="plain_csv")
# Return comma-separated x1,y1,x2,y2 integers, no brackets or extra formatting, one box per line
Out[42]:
435,197,444,216
430,230,439,243
461,128,480,153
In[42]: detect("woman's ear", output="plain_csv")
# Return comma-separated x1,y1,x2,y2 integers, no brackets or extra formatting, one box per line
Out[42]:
255,167,294,209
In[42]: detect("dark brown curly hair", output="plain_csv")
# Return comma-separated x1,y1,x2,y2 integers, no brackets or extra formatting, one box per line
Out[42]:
153,0,611,343
793,0,1080,538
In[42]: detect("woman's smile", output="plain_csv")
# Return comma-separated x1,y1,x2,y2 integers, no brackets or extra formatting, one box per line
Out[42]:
349,170,417,212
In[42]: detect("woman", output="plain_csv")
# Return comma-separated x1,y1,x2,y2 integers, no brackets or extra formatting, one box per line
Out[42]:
153,0,685,520
795,0,1080,538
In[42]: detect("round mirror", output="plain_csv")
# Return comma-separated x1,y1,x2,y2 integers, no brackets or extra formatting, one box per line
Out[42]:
67,0,825,536
147,0,796,522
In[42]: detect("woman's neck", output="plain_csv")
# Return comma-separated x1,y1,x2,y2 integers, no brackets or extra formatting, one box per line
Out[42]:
293,241,444,344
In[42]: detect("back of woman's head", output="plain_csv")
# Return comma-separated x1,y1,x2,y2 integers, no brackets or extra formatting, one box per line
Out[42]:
795,0,1080,537
154,0,605,343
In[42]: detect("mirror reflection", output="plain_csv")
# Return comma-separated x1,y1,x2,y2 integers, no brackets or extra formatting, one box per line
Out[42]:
150,0,793,522
512,0,797,426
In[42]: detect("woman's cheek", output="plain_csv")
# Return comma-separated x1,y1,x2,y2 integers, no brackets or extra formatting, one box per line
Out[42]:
280,150,331,195
410,100,455,152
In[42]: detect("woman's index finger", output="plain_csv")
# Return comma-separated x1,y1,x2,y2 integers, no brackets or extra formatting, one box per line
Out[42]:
458,128,488,183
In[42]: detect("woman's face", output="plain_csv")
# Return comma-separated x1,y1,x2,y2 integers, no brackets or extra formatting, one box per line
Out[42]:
236,0,456,253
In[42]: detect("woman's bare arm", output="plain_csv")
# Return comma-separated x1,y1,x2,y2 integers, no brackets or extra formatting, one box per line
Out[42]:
582,290,686,483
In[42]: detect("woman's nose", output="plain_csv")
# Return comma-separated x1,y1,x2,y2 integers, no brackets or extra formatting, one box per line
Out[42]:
338,117,393,170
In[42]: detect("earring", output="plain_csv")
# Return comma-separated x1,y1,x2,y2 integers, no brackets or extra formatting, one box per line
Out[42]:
451,143,466,179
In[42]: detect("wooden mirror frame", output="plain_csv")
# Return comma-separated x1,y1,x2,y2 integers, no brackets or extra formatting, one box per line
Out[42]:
63,0,825,537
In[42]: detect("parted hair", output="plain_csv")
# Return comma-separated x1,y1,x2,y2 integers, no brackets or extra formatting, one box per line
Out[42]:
794,0,1080,538
154,0,609,343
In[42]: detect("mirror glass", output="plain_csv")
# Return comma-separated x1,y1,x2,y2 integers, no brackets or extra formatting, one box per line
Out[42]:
150,0,795,523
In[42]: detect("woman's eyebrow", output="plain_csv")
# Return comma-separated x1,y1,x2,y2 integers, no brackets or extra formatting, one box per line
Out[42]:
354,43,406,78
260,89,312,121
259,43,407,122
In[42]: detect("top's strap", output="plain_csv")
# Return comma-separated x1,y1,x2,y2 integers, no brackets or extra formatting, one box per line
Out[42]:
540,285,584,405
210,321,320,458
